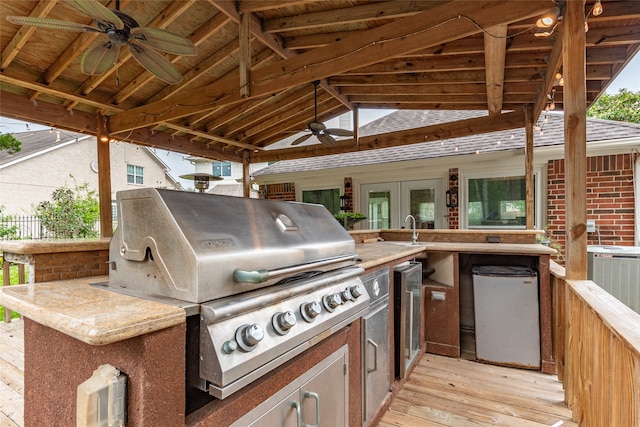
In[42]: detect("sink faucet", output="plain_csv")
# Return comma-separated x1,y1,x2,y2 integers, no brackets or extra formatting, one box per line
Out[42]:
405,214,418,244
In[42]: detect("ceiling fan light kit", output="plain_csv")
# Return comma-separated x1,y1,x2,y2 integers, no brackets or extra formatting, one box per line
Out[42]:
6,0,196,84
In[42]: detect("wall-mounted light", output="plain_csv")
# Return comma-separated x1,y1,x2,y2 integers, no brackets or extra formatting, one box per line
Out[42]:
340,194,352,212
536,6,560,28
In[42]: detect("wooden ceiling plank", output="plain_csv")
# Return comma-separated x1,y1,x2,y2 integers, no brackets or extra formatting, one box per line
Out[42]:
239,1,319,13
111,12,231,105
262,1,447,33
1,0,58,70
484,24,508,115
108,1,553,133
339,83,488,96
250,109,527,162
348,94,488,104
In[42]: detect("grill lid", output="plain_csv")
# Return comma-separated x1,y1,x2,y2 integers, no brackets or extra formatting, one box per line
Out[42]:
108,188,357,303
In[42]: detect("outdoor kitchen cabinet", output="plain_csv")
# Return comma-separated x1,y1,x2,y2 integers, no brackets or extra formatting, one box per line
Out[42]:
231,345,349,427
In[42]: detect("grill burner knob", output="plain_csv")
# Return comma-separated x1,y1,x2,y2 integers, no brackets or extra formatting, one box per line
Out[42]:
300,301,322,322
341,288,354,302
323,293,342,312
272,311,297,335
349,284,364,299
235,324,264,352
222,340,238,354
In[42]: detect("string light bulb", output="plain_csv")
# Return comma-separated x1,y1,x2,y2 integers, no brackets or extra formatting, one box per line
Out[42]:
593,0,603,16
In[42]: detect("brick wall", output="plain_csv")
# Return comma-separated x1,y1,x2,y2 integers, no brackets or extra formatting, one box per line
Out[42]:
33,250,109,282
547,153,636,249
447,168,459,229
261,183,296,201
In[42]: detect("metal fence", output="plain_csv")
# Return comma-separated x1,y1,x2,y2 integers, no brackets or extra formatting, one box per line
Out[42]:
0,215,104,240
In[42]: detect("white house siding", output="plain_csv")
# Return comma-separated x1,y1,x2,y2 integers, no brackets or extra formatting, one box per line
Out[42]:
0,139,175,216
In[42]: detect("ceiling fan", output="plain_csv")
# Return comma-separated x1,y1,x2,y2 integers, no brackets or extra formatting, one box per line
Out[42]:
6,0,196,84
291,81,354,146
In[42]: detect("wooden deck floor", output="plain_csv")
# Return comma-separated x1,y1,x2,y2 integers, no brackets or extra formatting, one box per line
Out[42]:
0,319,23,427
0,320,574,427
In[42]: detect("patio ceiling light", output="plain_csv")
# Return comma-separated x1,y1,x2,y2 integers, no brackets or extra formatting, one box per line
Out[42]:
536,6,561,28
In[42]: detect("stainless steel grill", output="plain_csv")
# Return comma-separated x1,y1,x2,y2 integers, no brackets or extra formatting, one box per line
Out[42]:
107,188,369,399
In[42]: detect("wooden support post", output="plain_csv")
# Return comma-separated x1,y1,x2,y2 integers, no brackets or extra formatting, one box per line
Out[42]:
563,0,588,280
525,105,534,230
242,151,251,198
97,117,113,238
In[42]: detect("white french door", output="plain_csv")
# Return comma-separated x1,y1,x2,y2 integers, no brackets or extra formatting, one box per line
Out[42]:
361,179,444,230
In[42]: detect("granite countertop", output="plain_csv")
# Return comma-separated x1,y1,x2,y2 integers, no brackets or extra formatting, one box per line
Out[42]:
0,238,110,254
0,276,185,345
355,241,555,269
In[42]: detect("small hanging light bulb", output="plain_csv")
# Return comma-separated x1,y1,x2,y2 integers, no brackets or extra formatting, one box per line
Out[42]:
584,20,589,32
559,77,564,86
550,101,556,110
555,72,562,80
545,104,550,112
454,145,459,152
510,133,515,140
593,0,603,16
496,140,501,146
476,149,480,155
49,128,53,134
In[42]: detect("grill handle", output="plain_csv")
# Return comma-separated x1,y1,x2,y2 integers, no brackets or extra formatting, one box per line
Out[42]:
233,253,358,284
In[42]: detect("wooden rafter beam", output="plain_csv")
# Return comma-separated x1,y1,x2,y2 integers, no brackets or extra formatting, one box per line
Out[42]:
484,24,508,115
211,0,351,110
108,1,553,133
250,109,527,162
0,0,58,70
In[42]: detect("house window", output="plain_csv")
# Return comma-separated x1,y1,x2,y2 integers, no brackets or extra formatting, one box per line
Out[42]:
127,164,144,185
302,189,340,214
467,176,528,228
212,161,232,177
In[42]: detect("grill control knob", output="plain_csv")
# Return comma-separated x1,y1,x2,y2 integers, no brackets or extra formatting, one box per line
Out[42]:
323,293,342,312
272,311,297,335
300,301,322,322
235,324,264,352
341,288,354,302
349,284,364,299
222,340,238,354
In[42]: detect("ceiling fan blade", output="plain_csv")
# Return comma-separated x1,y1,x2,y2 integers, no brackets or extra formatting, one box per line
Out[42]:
317,133,337,146
71,0,124,29
81,42,118,75
5,16,99,32
131,27,196,56
128,43,183,84
291,134,312,146
325,128,354,137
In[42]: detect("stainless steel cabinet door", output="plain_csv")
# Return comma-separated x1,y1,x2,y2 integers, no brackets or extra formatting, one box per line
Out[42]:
247,389,299,427
362,303,390,423
300,350,348,426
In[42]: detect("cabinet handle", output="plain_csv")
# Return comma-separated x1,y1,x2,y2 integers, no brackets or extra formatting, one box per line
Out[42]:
407,290,414,361
367,338,378,373
303,391,320,427
292,401,302,427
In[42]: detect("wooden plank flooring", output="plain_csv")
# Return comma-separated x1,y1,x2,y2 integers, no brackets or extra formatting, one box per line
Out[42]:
0,320,23,427
0,320,574,427
379,353,576,427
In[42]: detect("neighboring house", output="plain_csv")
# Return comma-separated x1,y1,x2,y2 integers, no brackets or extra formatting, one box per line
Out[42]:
0,129,182,217
254,110,640,249
185,156,269,197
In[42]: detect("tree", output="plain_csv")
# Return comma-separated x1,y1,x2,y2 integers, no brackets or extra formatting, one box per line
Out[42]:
0,133,21,154
34,179,100,238
587,88,640,124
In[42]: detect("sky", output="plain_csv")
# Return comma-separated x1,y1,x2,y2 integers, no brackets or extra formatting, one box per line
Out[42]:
2,54,639,190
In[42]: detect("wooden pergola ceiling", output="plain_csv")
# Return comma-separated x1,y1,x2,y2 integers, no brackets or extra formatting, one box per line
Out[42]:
1,1,639,164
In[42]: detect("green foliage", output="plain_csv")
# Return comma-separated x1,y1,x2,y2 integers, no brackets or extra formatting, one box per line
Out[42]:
587,88,640,124
0,207,18,240
0,133,21,154
34,180,100,238
0,255,22,320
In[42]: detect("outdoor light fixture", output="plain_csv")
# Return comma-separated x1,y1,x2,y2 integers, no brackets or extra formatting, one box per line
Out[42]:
593,0,603,16
535,6,561,37
99,135,109,142
179,172,223,193
536,6,560,28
